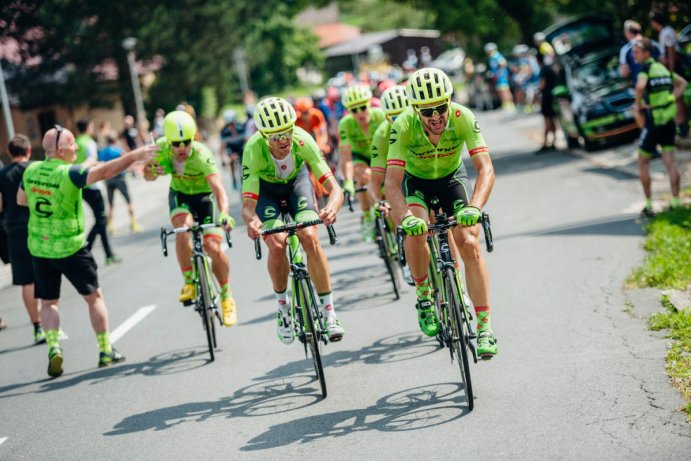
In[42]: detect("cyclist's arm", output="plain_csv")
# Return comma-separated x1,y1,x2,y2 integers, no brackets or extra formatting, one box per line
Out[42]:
461,107,494,209
206,172,229,215
369,122,389,202
384,167,406,225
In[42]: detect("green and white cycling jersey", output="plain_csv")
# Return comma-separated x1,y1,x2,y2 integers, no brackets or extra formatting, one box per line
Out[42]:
338,108,386,161
241,126,333,202
387,102,489,179
154,138,219,194
370,119,393,175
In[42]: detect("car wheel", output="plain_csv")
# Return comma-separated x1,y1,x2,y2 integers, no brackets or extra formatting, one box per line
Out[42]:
566,135,580,149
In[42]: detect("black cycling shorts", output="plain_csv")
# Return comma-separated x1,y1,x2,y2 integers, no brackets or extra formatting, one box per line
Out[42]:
32,247,99,299
8,228,34,286
256,165,319,228
106,176,132,205
638,120,676,157
169,190,216,224
403,165,472,216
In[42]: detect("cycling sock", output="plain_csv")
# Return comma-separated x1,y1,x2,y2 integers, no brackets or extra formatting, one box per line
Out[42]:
645,198,653,209
45,329,60,349
219,280,231,300
413,274,432,300
275,290,288,312
318,292,334,313
182,267,194,285
474,305,491,332
96,331,112,355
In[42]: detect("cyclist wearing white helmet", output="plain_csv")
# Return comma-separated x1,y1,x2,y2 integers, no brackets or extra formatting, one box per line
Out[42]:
384,67,498,358
338,84,386,241
241,97,346,343
144,110,238,327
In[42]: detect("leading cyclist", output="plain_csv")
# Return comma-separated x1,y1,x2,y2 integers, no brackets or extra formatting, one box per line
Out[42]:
384,68,498,358
241,97,345,343
144,110,238,327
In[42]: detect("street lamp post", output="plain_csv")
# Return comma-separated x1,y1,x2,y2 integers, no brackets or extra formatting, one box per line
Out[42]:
122,37,146,126
0,60,15,140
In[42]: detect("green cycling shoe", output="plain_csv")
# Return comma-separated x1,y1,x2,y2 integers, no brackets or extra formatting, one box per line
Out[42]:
417,299,439,337
477,330,498,359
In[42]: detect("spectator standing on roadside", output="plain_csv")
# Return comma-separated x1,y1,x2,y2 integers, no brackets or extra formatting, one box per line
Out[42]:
18,126,159,377
533,32,555,65
76,119,121,265
633,39,687,216
537,55,558,153
99,134,144,234
121,115,140,152
152,108,165,138
0,134,44,343
485,42,515,111
650,11,688,137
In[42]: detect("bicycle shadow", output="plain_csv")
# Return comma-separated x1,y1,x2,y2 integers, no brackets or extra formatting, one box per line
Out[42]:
241,382,470,451
104,374,323,436
0,348,209,400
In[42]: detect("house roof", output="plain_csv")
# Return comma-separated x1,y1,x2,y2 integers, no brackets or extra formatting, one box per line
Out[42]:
324,29,440,58
313,23,361,48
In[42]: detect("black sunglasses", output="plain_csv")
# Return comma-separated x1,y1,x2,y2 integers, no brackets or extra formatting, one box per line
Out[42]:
418,103,449,118
54,124,64,149
351,105,368,113
171,139,192,147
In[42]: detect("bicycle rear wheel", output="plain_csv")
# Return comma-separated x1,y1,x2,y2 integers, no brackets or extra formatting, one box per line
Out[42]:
197,255,215,362
377,218,400,300
445,268,473,410
298,277,327,398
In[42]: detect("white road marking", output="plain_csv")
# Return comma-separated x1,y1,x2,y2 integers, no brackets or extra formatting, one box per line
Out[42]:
110,305,157,344
0,437,7,446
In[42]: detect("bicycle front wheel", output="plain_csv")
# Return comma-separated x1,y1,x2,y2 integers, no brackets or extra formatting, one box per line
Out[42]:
377,218,400,300
197,255,215,362
445,268,473,410
298,277,327,398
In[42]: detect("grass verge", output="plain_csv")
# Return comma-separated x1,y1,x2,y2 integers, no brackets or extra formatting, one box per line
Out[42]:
649,295,691,421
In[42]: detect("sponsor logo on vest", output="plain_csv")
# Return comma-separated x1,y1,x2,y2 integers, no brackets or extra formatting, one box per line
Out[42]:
35,197,53,218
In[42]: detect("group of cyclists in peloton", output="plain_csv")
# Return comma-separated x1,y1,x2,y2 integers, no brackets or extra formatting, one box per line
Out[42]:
175,66,498,359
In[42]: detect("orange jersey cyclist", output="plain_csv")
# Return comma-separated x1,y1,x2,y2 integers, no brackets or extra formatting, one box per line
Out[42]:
384,68,498,358
241,97,346,344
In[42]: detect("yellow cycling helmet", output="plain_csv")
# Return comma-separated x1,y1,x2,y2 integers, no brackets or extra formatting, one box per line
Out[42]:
381,85,410,116
254,97,297,133
407,67,453,106
163,110,197,142
341,84,372,109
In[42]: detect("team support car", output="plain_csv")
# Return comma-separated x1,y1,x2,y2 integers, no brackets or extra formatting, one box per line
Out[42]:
544,15,639,150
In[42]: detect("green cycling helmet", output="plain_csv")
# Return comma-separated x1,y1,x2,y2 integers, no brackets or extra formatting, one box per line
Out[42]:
341,85,372,109
163,110,197,142
381,85,410,116
254,97,297,133
407,67,453,106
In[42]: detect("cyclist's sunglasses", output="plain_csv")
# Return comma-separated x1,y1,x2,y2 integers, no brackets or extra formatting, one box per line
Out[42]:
351,105,368,113
264,128,294,142
54,124,64,149
171,139,192,147
417,102,449,118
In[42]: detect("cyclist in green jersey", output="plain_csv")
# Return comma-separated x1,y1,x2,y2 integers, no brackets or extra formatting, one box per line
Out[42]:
242,97,346,343
384,68,498,358
338,85,386,241
144,110,238,327
632,39,687,216
17,125,159,377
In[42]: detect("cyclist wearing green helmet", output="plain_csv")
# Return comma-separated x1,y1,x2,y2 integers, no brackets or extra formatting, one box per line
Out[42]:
384,67,498,358
144,110,238,327
242,96,346,343
338,84,386,242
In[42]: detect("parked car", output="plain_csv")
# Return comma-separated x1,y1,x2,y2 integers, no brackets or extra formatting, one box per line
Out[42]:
544,16,639,150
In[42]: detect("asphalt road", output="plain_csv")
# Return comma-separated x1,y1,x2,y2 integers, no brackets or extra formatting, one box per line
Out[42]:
0,110,689,460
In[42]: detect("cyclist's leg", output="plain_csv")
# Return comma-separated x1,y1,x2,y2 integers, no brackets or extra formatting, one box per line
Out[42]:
168,190,196,300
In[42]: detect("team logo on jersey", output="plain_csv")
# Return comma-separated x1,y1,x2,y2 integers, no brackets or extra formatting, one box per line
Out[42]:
242,165,250,181
389,127,397,145
264,206,277,218
473,120,480,133
297,197,308,210
455,110,461,117
35,197,53,218
280,165,287,170
299,140,305,147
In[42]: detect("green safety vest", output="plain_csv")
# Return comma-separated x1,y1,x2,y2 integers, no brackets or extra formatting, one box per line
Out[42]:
23,159,86,258
640,58,676,126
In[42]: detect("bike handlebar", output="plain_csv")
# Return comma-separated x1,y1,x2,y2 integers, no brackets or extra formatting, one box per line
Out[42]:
160,222,233,257
254,220,338,260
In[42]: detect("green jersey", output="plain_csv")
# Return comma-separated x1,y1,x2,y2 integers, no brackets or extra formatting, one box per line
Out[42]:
387,102,488,179
241,126,333,202
338,108,386,159
638,58,676,126
370,120,393,175
22,159,89,258
154,139,219,194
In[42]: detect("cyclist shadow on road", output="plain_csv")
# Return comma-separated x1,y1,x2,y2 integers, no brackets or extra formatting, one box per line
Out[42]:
0,348,210,400
241,382,470,451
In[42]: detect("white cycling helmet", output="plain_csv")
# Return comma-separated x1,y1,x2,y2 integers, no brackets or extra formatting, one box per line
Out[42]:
254,97,296,133
341,85,372,109
380,85,410,116
407,68,453,106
